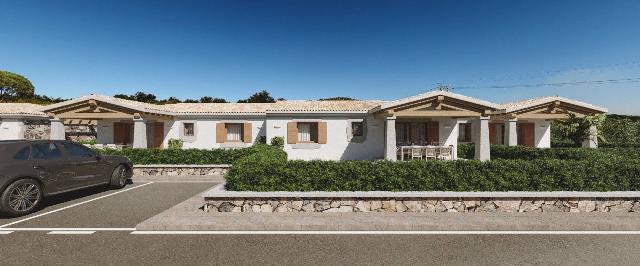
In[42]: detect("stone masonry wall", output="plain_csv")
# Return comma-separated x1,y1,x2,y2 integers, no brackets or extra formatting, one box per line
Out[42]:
133,166,229,176
204,198,640,213
24,120,50,140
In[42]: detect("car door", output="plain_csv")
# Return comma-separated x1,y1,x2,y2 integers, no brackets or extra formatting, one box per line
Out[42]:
29,142,77,192
59,142,108,187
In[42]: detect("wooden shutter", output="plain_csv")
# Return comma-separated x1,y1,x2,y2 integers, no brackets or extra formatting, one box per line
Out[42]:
518,123,535,147
153,122,164,148
426,122,439,144
489,123,497,145
113,122,123,144
464,123,472,142
216,123,226,143
317,122,327,144
243,122,252,143
287,122,297,144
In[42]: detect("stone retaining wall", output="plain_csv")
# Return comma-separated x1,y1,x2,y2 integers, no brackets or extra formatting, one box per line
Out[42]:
204,198,640,213
133,164,230,176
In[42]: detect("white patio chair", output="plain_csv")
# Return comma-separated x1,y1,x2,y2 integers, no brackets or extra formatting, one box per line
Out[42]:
438,146,453,160
411,147,424,160
425,147,437,160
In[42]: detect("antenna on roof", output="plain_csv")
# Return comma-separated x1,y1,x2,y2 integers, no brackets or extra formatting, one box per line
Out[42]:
435,83,453,92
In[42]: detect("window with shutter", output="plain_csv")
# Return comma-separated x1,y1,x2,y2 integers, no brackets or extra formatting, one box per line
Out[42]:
225,123,243,142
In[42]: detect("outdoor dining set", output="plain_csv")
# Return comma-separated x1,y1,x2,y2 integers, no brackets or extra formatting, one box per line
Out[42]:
396,143,454,161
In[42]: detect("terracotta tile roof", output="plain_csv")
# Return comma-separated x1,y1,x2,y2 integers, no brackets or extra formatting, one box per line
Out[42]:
0,103,47,117
378,90,501,111
499,96,608,113
267,100,384,113
159,103,274,114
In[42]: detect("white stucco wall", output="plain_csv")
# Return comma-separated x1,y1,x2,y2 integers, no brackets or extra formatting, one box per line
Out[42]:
534,120,551,148
438,118,459,159
266,115,385,161
175,117,266,149
0,119,25,140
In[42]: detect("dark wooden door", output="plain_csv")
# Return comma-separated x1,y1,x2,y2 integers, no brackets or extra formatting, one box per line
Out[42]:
113,122,132,145
153,122,164,148
517,123,535,147
489,124,498,145
426,122,439,145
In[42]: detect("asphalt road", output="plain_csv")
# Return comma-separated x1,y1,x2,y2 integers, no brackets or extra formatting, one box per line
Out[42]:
1,233,640,265
1,181,639,265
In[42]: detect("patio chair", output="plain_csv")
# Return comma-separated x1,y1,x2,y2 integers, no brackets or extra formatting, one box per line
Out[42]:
411,147,424,160
438,146,453,160
424,147,437,160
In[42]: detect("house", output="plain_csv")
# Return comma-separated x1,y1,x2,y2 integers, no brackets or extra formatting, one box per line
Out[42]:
0,90,607,161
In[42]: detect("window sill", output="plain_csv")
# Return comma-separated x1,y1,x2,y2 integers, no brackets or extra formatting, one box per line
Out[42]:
291,143,321,149
220,142,248,148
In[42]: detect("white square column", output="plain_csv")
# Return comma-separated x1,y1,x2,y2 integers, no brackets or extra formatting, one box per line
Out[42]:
582,125,598,148
384,116,397,161
49,118,66,140
474,116,490,161
505,118,518,146
0,119,25,140
133,117,148,148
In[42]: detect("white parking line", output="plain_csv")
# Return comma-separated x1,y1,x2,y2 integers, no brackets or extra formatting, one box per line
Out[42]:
48,231,96,235
130,230,640,235
0,228,135,231
0,182,154,228
0,231,13,235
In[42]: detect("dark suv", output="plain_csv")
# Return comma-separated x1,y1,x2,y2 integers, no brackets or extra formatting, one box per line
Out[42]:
0,140,132,217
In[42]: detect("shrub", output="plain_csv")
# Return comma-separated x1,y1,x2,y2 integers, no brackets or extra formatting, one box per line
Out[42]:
225,156,640,192
167,138,183,149
94,144,275,165
270,136,284,148
455,144,640,160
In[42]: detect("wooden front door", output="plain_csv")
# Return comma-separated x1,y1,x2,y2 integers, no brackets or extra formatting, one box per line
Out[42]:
153,122,164,148
517,123,535,147
489,124,498,145
113,122,132,145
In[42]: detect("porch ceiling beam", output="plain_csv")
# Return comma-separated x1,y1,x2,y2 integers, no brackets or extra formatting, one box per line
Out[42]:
515,113,581,119
56,113,134,119
394,110,480,117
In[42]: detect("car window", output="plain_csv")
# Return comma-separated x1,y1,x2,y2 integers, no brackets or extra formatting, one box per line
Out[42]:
14,146,31,160
31,142,63,160
62,142,96,158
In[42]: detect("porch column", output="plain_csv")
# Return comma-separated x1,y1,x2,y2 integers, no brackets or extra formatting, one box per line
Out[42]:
582,125,598,148
133,117,147,148
0,119,25,140
474,116,490,161
384,116,397,161
505,118,518,146
49,118,66,140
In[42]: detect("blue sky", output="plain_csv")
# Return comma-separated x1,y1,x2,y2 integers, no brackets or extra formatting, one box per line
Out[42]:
1,0,639,114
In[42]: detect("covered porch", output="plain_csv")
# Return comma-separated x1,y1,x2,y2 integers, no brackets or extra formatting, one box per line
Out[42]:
41,95,174,148
374,91,502,161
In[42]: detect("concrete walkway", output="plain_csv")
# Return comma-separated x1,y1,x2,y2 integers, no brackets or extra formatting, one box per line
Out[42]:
137,194,640,231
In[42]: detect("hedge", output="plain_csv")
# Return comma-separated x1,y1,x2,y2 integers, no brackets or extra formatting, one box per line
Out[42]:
94,145,274,165
224,145,640,192
456,144,640,160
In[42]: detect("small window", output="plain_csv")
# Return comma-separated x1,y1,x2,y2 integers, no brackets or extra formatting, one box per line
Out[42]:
31,142,63,160
63,142,96,158
351,122,364,137
183,123,195,137
14,147,31,160
297,122,318,143
226,123,243,142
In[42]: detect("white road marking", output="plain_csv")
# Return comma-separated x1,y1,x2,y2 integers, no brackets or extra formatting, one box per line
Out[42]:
130,230,640,235
0,228,135,231
48,230,96,235
0,231,14,235
0,182,154,228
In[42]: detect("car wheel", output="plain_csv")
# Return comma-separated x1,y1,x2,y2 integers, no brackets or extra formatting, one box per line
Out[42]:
109,165,129,189
0,179,43,217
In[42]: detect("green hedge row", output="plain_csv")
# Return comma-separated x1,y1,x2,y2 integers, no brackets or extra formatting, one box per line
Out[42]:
225,147,640,191
456,144,640,160
95,146,265,165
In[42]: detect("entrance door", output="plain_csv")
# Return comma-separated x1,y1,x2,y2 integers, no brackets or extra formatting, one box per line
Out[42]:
517,123,535,147
153,122,164,148
113,122,132,145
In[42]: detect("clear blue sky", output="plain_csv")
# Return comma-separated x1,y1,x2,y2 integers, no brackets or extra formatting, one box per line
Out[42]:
1,0,639,114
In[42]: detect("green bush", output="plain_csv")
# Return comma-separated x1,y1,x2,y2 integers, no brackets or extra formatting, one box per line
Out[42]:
167,138,183,149
270,136,284,148
95,144,274,165
225,155,640,192
456,144,640,160
553,114,640,148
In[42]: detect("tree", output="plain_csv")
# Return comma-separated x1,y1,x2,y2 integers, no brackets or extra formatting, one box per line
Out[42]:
0,71,35,101
183,99,199,103
237,90,275,103
319,97,356,101
555,113,606,146
200,96,227,103
162,97,182,104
